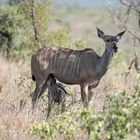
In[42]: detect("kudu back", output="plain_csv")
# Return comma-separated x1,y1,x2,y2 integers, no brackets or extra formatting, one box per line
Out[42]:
31,28,125,109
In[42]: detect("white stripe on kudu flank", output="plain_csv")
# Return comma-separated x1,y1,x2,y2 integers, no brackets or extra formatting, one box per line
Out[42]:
59,49,68,73
50,49,54,72
51,48,58,72
73,51,78,74
76,52,81,77
63,50,74,75
54,48,59,71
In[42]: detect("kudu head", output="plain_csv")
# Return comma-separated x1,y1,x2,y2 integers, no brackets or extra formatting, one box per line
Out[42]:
97,28,125,54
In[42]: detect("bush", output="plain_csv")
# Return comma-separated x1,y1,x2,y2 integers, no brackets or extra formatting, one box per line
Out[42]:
47,29,72,48
81,92,140,140
30,113,77,140
74,40,86,50
29,91,140,140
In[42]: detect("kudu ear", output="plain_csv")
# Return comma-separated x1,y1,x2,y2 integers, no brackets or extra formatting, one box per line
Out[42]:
116,30,126,41
97,27,105,39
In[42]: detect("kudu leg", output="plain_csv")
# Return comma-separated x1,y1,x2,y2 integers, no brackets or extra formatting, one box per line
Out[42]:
88,87,94,102
47,94,53,120
61,99,65,113
32,80,47,110
80,83,89,107
88,80,99,102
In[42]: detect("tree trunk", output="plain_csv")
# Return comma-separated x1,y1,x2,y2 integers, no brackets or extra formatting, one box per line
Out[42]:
6,36,12,60
31,0,41,50
0,31,12,60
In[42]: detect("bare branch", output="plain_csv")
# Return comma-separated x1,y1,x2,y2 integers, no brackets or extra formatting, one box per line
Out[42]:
125,27,140,41
119,0,140,12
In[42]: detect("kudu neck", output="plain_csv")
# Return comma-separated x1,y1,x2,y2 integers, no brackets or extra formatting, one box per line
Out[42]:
97,47,113,79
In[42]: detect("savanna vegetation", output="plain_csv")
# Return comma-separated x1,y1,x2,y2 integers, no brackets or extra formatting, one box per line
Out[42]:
0,0,140,140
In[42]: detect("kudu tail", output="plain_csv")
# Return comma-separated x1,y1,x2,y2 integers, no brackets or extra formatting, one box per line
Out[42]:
31,54,36,82
32,75,36,81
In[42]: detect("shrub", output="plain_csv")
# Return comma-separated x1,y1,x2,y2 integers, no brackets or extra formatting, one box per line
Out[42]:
81,92,140,140
47,29,71,48
74,40,86,50
30,91,140,140
30,113,77,140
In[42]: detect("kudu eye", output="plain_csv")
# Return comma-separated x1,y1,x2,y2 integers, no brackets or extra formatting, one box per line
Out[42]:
106,39,110,42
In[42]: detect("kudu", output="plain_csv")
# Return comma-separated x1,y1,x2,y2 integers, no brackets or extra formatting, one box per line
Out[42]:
31,28,125,109
47,75,67,118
